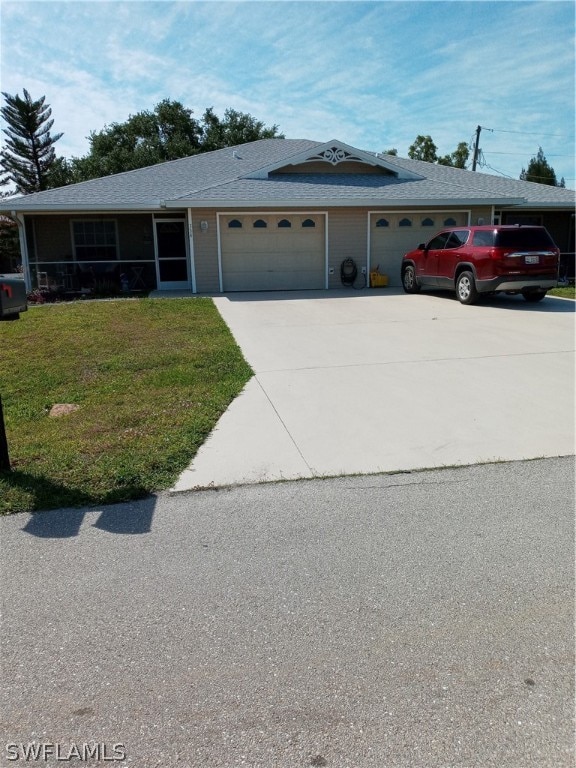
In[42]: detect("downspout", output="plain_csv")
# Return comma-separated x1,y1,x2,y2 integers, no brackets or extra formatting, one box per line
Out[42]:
12,212,31,292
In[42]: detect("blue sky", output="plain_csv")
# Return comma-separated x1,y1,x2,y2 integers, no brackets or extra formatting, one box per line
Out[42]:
1,0,575,186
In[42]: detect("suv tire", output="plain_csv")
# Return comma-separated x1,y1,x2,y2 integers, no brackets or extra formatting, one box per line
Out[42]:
456,271,479,305
522,289,547,303
402,265,420,294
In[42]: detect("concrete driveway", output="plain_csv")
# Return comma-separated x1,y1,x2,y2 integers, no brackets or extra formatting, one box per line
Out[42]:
173,289,575,491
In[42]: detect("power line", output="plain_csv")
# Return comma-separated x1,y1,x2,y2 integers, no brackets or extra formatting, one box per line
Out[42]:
482,126,573,139
479,160,573,183
470,125,574,180
486,151,575,157
480,163,516,179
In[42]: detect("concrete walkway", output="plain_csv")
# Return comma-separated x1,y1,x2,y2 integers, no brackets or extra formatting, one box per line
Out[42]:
172,289,575,491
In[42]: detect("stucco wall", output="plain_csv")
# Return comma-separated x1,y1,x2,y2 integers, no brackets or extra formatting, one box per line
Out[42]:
190,210,221,293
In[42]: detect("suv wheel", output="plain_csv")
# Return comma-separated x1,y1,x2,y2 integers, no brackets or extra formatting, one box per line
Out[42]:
456,271,479,305
522,289,547,303
402,265,420,294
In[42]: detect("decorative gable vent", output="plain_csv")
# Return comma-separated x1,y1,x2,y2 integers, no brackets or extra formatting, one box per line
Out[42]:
304,146,365,166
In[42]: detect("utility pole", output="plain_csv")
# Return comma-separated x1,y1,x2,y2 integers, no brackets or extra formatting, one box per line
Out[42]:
472,125,482,171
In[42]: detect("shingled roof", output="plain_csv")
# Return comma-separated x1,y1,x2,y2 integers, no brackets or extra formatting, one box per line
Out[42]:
2,138,574,212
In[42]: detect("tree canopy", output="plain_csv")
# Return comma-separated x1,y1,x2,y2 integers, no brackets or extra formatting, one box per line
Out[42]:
408,135,438,163
0,88,63,193
200,107,282,152
407,135,470,169
437,141,469,169
67,99,202,182
520,147,564,187
63,101,284,183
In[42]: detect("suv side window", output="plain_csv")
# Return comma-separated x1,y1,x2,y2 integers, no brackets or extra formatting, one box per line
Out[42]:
445,230,469,249
427,233,450,250
473,231,495,246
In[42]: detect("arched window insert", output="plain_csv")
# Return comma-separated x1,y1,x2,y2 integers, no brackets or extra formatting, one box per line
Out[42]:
228,219,242,228
375,218,389,227
278,219,292,228
444,217,457,226
399,218,412,227
253,219,267,228
421,218,434,226
302,219,316,228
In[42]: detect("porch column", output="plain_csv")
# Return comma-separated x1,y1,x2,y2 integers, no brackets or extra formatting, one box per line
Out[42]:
13,212,31,292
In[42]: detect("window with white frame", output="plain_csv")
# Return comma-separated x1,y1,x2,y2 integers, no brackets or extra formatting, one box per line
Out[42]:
72,220,118,261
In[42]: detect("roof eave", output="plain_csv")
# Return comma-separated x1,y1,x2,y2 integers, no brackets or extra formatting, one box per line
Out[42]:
165,197,526,209
501,201,576,209
0,203,167,214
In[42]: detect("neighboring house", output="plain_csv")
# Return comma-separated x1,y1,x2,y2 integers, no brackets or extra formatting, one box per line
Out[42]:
1,138,574,293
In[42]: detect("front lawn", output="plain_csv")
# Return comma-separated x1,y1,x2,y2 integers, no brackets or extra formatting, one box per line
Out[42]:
549,285,576,299
0,299,252,514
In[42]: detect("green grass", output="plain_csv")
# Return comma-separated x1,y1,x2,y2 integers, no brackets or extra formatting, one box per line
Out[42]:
549,285,575,299
0,299,252,514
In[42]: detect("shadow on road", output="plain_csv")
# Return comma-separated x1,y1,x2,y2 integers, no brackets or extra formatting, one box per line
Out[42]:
1,470,158,538
2,470,156,538
22,496,156,538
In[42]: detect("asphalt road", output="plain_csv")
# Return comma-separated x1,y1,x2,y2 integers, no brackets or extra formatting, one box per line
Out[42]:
1,457,574,768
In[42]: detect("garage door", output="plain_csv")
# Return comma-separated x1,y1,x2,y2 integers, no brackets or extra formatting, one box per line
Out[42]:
370,212,469,287
220,214,326,291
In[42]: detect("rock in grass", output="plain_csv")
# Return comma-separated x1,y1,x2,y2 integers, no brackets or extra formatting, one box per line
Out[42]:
48,404,80,418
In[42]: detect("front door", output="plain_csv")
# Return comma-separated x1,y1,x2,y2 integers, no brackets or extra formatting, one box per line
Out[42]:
155,220,191,290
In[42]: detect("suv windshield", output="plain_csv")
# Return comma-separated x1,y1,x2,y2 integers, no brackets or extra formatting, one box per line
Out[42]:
494,228,556,249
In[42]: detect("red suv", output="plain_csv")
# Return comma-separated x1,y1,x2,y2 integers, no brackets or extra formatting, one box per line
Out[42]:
401,225,560,304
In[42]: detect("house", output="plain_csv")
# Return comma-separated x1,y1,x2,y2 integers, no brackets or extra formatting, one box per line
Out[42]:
1,139,574,294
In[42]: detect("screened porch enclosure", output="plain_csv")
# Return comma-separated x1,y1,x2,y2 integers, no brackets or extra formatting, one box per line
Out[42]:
24,213,186,294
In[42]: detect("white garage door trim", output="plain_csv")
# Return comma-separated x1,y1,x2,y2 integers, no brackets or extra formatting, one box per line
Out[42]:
217,211,328,292
367,210,471,287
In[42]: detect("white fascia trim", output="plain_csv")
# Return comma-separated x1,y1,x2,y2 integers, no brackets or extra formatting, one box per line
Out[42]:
216,210,329,293
501,202,576,210
0,204,167,214
168,197,524,209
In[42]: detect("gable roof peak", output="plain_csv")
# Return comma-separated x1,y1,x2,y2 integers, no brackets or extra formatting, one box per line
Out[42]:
243,138,422,180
